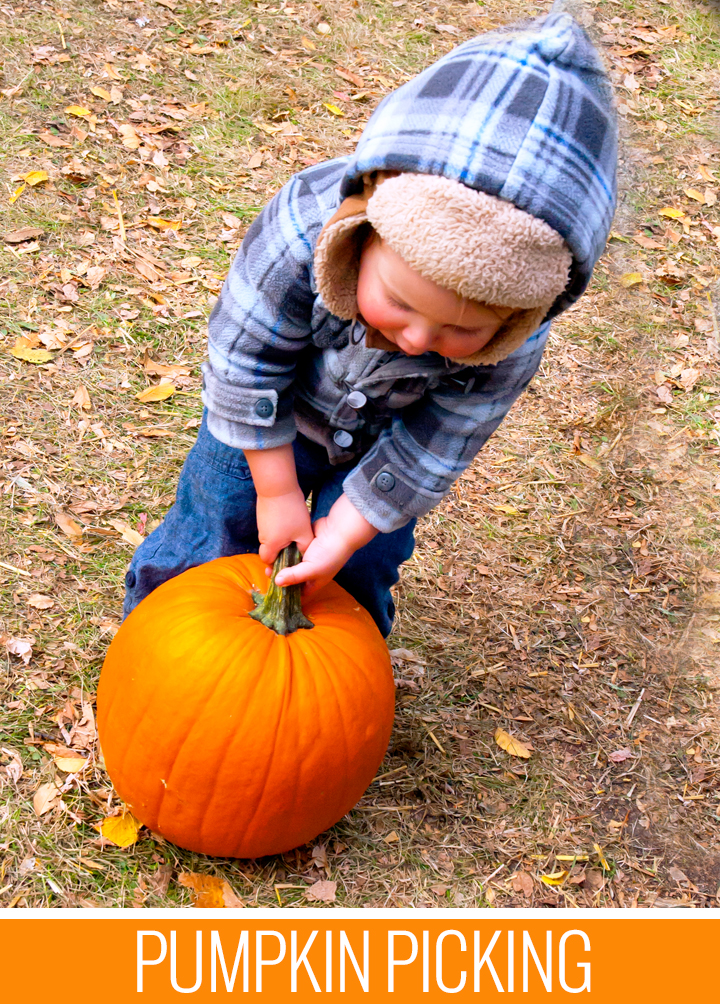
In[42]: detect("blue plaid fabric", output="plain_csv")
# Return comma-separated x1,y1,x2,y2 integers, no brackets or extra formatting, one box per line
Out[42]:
202,10,617,533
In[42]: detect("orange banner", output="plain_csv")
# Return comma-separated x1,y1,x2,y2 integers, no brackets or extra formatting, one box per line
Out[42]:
1,910,718,1000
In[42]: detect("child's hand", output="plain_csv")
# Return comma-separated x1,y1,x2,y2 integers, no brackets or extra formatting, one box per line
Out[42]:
274,493,378,596
256,488,313,566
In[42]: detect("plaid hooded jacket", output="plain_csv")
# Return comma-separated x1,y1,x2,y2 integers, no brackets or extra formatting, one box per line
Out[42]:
202,10,617,533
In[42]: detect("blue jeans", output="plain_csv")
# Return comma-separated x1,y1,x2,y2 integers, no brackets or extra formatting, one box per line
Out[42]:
123,414,416,637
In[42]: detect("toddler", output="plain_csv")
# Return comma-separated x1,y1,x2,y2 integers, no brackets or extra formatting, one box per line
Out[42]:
124,9,617,637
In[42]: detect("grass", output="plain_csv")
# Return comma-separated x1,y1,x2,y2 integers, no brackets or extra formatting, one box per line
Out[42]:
0,0,719,909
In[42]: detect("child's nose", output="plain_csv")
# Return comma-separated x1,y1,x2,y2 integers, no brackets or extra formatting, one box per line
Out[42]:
402,321,435,353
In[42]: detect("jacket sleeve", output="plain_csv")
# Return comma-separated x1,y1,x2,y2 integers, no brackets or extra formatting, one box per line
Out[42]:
342,322,550,532
201,171,327,450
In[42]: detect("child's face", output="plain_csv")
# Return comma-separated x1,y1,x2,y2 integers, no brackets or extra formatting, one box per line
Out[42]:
356,237,513,357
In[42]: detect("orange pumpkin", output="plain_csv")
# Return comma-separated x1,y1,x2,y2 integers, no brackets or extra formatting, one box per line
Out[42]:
97,549,395,858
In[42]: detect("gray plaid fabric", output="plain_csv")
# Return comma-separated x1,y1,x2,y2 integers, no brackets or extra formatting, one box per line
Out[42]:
202,10,617,533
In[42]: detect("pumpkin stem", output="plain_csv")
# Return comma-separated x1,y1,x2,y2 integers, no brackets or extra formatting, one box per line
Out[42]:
249,543,314,635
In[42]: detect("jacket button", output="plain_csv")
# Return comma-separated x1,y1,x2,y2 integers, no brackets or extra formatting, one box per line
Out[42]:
255,398,274,419
376,471,395,492
347,390,367,409
333,429,353,448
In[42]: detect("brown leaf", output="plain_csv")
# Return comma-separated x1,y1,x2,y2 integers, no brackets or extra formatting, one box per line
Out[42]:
27,593,54,610
4,227,44,244
33,781,61,816
103,62,123,81
67,699,96,749
656,385,673,405
608,748,633,763
494,728,531,759
511,871,534,898
72,385,92,411
55,510,83,539
680,367,700,391
38,131,71,148
135,259,163,284
91,85,112,101
85,265,107,289
107,518,144,546
306,879,337,903
178,872,226,908
1,633,33,664
142,350,192,378
633,234,664,250
118,124,141,149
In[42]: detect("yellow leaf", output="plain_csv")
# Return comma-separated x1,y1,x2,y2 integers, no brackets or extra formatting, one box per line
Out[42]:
91,85,112,101
619,272,644,287
541,869,569,887
593,843,610,870
684,188,705,203
658,207,685,219
21,170,49,186
101,811,142,848
494,728,531,759
179,871,226,908
65,104,92,118
144,217,182,231
136,383,176,402
492,503,519,515
10,341,53,364
323,103,345,117
300,35,316,50
55,755,88,773
8,183,26,204
104,62,123,80
107,518,145,546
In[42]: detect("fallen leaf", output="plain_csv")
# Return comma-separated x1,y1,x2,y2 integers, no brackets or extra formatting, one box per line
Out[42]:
494,728,531,759
85,265,107,289
608,748,633,763
72,385,92,411
222,882,244,908
101,811,142,848
144,217,182,231
540,869,569,887
619,272,644,287
54,510,83,539
658,207,685,219
306,879,337,903
20,170,49,186
135,259,162,284
704,188,717,207
33,781,61,816
43,745,88,772
221,211,243,229
633,234,664,250
300,35,316,50
3,227,44,244
8,183,26,204
511,871,534,898
65,105,92,118
430,883,449,896
136,384,176,403
178,871,226,908
684,188,705,203
108,518,145,546
577,452,602,474
316,20,331,34
142,350,192,378
656,385,673,405
90,85,112,101
27,593,54,610
680,367,700,391
110,85,124,104
10,341,53,364
668,866,689,884
118,123,141,149
323,102,345,117
1,634,33,664
103,62,123,81
383,830,400,844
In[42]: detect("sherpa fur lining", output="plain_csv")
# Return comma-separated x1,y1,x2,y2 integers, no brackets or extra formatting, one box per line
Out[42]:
314,173,571,365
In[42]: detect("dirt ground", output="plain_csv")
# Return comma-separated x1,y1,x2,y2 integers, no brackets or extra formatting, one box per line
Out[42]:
0,0,718,908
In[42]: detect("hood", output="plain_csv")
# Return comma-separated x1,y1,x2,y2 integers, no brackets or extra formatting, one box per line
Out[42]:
316,8,617,356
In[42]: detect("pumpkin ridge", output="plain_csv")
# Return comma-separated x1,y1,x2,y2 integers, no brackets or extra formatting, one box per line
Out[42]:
218,635,297,855
158,612,278,843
